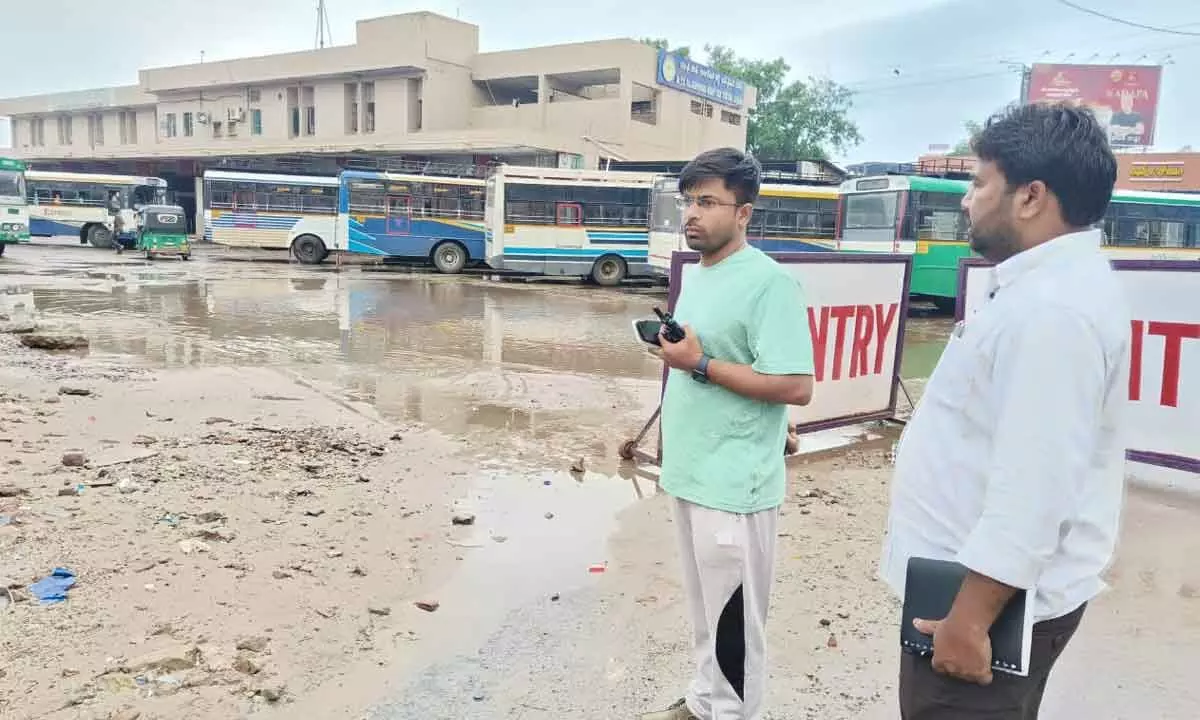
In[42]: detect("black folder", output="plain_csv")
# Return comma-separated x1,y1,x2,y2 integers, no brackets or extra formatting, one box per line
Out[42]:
900,557,1033,677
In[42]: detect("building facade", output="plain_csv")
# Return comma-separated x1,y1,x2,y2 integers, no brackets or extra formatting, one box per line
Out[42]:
0,12,754,174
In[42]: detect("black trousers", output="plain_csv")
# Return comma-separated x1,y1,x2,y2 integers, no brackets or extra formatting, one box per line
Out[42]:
899,603,1086,720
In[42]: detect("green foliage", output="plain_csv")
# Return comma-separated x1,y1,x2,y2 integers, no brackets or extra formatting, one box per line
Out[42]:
950,121,983,156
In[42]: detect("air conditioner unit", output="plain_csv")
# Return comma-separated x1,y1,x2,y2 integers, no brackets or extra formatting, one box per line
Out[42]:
227,107,245,123
197,112,210,124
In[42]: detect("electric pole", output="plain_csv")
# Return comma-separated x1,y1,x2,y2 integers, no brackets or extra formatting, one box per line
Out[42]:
315,0,332,49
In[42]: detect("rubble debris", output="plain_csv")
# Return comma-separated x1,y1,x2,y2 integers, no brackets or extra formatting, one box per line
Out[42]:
19,334,90,350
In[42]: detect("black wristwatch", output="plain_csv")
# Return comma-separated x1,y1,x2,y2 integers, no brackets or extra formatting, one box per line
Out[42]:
691,354,711,384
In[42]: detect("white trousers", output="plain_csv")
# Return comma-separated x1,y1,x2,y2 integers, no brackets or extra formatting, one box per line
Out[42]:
673,497,779,720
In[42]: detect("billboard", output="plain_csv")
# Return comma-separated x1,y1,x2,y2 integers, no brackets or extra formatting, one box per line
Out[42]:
956,258,1200,492
1024,63,1162,148
656,50,746,108
667,251,913,433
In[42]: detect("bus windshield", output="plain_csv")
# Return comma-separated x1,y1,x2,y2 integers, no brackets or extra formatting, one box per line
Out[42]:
132,184,166,207
0,170,24,203
844,191,899,230
650,181,681,234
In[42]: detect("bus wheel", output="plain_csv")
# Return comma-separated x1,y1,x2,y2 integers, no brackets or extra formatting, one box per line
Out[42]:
291,235,327,265
86,224,114,249
591,255,627,287
431,241,468,274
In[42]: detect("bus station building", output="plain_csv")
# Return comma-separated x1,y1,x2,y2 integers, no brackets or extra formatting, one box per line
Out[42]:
0,11,756,227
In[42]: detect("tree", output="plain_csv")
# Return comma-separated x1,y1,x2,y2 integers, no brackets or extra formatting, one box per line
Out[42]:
640,38,690,59
640,40,860,160
950,121,982,156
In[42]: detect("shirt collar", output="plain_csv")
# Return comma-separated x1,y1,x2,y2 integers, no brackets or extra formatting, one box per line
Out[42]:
989,228,1102,296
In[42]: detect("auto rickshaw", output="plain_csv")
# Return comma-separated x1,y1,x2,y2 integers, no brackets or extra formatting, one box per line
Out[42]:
135,204,190,260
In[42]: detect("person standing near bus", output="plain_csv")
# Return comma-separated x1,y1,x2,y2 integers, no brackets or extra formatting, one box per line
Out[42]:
108,190,125,253
643,147,815,720
880,102,1128,719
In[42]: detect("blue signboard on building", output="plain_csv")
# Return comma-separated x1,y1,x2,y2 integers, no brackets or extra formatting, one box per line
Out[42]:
656,50,746,108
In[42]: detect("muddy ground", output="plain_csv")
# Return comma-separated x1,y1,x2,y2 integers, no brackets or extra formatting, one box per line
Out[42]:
0,243,1197,720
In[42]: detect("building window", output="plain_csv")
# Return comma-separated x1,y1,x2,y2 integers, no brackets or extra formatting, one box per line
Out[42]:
720,109,741,126
363,81,375,134
345,82,359,134
248,88,261,103
251,109,263,136
118,110,138,144
89,114,105,146
56,115,72,145
29,118,45,147
690,100,714,118
302,86,316,136
287,87,300,138
183,112,194,137
212,121,223,138
163,113,177,139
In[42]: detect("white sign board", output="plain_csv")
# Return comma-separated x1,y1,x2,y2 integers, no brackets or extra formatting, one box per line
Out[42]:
668,251,913,433
957,258,1200,490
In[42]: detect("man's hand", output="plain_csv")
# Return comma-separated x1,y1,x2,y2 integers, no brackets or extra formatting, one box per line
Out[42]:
912,615,994,686
659,324,703,372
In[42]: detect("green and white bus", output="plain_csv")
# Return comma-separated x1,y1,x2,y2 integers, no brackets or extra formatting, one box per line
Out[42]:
0,157,30,257
839,174,1200,307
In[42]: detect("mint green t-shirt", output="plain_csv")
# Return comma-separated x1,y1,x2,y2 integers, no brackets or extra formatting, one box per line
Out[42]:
660,246,815,514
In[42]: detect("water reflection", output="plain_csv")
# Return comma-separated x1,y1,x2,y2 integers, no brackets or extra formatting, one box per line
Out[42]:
6,262,953,464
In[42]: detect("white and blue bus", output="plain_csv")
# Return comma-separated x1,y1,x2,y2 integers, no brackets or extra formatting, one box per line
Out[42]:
648,176,840,278
484,165,654,286
337,170,488,273
202,169,340,263
26,170,168,248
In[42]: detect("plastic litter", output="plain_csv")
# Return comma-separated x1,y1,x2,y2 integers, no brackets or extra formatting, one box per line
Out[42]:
29,567,76,604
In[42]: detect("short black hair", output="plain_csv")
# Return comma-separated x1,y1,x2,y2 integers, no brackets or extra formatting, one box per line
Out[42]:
678,147,762,206
971,102,1117,227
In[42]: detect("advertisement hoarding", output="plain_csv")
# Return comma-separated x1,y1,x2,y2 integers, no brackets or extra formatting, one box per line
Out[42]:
656,50,747,108
1024,63,1162,148
956,257,1200,492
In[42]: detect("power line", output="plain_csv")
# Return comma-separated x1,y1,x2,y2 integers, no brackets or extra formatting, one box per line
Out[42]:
1053,1,1200,36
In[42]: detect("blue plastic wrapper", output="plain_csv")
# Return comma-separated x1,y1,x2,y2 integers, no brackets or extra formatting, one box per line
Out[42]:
28,567,76,604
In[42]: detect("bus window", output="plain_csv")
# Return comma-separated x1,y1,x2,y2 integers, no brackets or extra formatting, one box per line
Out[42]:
910,192,969,241
650,184,680,233
556,202,582,226
844,192,899,231
132,185,160,208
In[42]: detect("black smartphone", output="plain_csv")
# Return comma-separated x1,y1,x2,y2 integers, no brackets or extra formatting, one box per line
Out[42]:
633,319,663,346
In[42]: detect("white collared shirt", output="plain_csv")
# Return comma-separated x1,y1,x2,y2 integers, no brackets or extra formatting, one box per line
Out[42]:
880,229,1131,622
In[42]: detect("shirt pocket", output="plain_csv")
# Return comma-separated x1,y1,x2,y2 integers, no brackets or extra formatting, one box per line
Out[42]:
924,331,987,413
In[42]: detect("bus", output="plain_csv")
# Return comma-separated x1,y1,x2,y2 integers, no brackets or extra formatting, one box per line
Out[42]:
647,176,839,276
26,170,168,248
337,170,487,273
202,170,339,264
838,174,1200,307
0,157,29,256
484,165,653,285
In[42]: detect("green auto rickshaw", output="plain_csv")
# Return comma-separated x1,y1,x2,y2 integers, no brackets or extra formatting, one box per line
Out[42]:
136,204,190,260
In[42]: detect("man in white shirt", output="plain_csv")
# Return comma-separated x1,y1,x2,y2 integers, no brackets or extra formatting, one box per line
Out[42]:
880,102,1129,719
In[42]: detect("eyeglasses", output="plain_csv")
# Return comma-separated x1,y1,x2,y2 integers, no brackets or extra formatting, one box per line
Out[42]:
673,193,741,211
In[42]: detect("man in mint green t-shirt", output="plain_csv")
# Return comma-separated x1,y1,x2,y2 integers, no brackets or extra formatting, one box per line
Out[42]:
641,148,815,720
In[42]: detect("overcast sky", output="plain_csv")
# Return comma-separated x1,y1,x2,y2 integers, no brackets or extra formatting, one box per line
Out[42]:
1,0,1197,164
